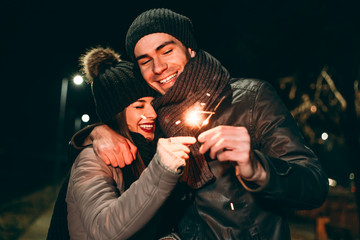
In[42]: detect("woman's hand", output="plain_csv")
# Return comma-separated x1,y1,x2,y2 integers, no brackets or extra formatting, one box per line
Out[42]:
157,137,196,173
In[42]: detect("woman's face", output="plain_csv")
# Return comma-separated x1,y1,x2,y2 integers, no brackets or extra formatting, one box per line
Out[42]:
125,97,157,141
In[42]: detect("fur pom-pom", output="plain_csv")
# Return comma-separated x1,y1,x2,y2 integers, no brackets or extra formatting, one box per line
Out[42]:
80,47,121,83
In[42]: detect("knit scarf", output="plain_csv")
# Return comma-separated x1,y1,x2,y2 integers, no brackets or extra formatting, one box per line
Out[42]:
153,50,230,189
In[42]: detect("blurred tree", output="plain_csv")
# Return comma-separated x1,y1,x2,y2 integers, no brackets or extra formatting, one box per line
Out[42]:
277,63,360,231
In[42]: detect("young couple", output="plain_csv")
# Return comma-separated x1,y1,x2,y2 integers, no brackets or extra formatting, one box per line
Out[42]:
49,8,329,240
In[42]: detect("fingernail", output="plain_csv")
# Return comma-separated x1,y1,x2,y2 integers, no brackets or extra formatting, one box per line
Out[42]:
199,146,204,154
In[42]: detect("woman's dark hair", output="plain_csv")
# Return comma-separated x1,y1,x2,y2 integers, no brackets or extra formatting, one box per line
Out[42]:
107,110,146,179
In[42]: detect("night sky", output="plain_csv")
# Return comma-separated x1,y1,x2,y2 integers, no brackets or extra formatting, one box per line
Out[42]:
1,0,359,190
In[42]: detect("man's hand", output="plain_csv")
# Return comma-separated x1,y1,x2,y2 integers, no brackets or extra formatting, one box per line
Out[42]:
90,125,137,168
198,125,266,185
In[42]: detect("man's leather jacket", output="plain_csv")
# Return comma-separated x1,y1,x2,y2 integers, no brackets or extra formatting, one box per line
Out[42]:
177,78,329,240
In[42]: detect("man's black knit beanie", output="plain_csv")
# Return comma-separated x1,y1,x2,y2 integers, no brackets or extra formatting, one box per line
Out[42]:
125,8,198,61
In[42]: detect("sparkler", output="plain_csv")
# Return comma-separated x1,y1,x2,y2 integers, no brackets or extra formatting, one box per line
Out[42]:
183,95,227,137
185,110,215,128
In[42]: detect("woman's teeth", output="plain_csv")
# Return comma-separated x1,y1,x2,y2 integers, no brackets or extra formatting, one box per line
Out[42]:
139,124,154,130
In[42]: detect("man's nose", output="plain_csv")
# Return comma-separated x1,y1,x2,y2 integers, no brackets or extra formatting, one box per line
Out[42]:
153,57,167,74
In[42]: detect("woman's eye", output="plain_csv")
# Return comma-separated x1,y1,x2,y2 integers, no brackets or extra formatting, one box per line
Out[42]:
135,106,144,109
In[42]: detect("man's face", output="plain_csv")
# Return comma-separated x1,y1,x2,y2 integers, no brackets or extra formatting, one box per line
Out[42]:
134,33,196,95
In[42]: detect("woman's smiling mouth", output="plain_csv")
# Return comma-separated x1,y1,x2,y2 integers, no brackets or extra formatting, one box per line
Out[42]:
139,123,155,133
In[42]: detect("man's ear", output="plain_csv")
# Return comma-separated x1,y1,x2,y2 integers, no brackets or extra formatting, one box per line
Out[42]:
188,48,196,58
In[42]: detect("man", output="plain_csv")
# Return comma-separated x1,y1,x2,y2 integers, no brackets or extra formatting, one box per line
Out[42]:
73,8,328,239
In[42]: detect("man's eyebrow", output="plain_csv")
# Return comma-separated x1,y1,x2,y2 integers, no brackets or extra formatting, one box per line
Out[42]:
136,99,146,103
155,40,175,51
135,40,176,61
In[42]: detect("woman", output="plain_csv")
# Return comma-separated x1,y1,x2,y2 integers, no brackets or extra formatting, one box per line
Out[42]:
66,47,195,240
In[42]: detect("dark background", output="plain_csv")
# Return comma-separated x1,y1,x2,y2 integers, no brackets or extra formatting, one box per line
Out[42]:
1,0,359,205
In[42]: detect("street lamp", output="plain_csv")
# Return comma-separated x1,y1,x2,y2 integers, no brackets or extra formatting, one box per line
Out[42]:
81,114,90,123
74,114,90,133
56,75,84,153
54,75,84,183
73,75,84,85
